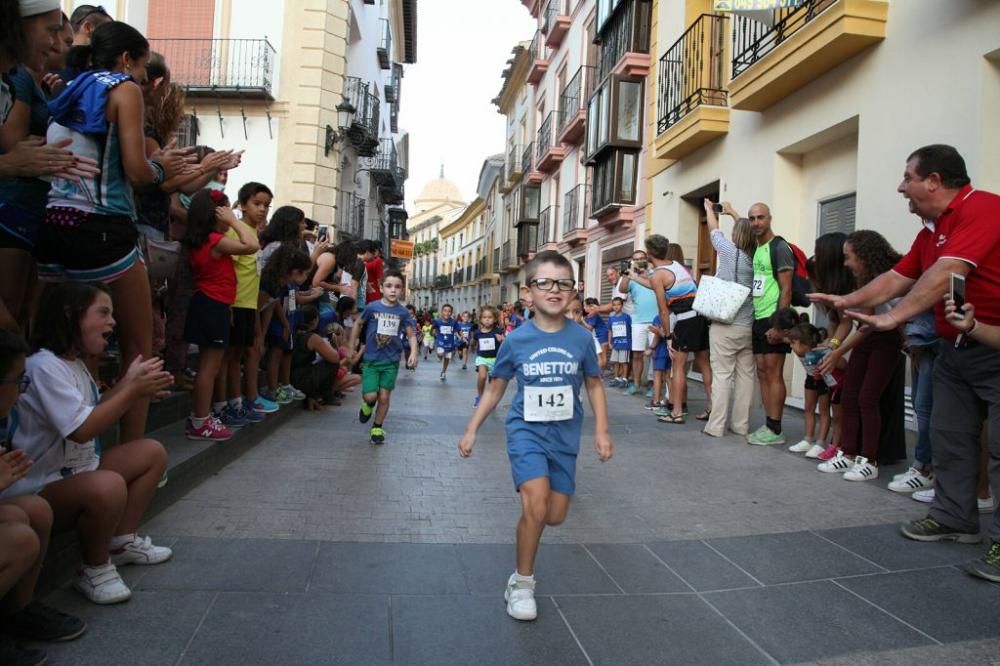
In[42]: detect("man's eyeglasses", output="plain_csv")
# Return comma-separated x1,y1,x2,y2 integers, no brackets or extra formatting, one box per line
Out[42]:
0,375,30,393
529,278,576,292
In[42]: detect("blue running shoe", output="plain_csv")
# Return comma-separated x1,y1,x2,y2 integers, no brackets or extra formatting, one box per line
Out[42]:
250,395,279,414
236,403,266,423
218,405,249,429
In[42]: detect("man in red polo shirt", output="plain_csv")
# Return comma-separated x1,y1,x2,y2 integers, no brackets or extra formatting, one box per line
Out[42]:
811,145,1000,583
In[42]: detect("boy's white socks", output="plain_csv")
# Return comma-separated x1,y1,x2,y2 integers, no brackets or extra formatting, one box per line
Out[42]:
514,572,535,583
213,400,228,414
229,397,242,410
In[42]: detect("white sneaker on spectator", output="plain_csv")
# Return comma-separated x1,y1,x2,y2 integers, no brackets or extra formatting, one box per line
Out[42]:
788,439,813,453
980,496,995,513
110,535,173,566
505,573,537,621
888,467,933,493
817,451,853,473
843,456,879,481
912,488,935,503
804,443,826,459
74,562,131,605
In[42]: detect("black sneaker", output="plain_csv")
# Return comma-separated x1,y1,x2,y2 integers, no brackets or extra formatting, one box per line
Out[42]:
369,426,385,446
6,601,87,642
0,634,46,666
358,402,373,424
900,516,983,544
964,541,1000,583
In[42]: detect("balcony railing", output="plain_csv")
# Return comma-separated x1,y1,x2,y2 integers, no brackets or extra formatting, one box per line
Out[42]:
732,0,837,79
492,247,501,274
377,18,391,69
539,205,556,247
453,268,464,285
597,0,652,82
434,274,452,289
657,13,728,134
557,66,592,135
336,190,365,239
536,114,553,161
507,144,523,182
385,62,402,103
149,38,276,99
343,76,380,156
527,31,549,85
563,184,589,235
522,141,535,174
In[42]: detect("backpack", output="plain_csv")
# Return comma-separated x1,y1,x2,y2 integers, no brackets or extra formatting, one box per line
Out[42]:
769,236,811,307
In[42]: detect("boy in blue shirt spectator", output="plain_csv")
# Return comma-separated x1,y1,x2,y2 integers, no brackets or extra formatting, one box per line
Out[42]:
645,314,672,411
349,270,418,445
433,304,457,382
583,297,609,371
459,251,614,622
607,297,632,387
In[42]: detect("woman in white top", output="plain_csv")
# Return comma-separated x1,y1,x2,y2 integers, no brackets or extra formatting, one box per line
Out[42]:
702,199,756,437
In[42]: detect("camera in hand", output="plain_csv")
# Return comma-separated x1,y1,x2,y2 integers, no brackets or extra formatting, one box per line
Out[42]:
712,202,724,214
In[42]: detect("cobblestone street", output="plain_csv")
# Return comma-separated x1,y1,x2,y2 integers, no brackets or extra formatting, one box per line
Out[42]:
35,360,1000,664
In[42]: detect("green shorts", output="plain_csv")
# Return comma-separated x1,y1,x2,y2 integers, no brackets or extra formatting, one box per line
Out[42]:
362,360,400,393
475,356,496,372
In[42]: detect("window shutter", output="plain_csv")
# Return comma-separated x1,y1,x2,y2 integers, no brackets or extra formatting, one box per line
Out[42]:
818,194,856,236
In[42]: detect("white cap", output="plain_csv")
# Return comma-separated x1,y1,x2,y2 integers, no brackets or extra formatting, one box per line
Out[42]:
18,0,62,18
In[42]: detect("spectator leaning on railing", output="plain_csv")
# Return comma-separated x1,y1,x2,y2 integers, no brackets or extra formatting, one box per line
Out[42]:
810,144,1000,584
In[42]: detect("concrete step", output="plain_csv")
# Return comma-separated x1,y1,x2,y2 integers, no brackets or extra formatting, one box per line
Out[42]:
38,396,304,596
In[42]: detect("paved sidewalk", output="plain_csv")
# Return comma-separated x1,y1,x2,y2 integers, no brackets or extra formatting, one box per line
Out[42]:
37,359,1000,664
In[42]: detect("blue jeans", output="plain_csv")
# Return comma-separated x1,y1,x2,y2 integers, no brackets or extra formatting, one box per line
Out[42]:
910,344,937,467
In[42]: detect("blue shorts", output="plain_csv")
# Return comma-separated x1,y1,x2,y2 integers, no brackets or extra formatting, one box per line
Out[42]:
654,356,670,372
508,439,577,496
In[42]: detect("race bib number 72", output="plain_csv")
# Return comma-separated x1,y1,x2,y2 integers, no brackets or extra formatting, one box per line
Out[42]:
523,385,573,422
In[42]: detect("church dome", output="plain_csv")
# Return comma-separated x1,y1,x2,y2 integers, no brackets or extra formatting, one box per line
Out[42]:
414,167,465,212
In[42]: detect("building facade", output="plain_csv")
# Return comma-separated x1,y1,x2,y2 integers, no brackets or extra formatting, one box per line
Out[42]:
645,0,999,400
404,172,467,309
86,0,416,251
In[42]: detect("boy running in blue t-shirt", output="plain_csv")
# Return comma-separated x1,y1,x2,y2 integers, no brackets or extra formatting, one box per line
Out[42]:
349,270,418,445
607,297,632,387
459,251,614,622
456,312,474,371
433,304,457,382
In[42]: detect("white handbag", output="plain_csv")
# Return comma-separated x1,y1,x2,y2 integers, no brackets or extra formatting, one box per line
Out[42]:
693,274,750,324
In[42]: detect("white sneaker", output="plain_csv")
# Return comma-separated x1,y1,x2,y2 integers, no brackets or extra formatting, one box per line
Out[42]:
817,451,853,474
788,439,813,453
281,384,306,401
979,496,995,513
110,535,173,566
74,562,131,604
912,488,935,503
843,456,879,481
505,573,537,621
804,443,826,459
888,467,934,493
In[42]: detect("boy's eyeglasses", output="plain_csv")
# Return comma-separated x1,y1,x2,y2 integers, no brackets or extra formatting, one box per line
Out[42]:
529,278,576,292
0,375,31,392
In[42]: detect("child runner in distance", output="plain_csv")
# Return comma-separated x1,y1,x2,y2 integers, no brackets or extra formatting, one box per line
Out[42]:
349,270,418,445
433,304,457,381
457,311,474,370
607,297,632,387
470,305,504,408
182,190,260,441
421,317,433,361
458,251,614,622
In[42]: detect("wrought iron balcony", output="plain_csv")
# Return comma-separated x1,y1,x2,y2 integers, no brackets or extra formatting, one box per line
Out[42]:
557,66,592,145
385,63,401,103
453,268,464,285
149,38,276,99
656,13,728,135
517,223,538,259
366,138,406,205
538,205,556,248
543,0,571,48
492,247,501,274
377,18,392,70
728,0,887,111
336,190,365,239
343,76,380,157
536,112,566,173
596,0,652,81
563,184,589,239
527,31,549,85
434,274,452,289
521,142,535,176
506,144,524,184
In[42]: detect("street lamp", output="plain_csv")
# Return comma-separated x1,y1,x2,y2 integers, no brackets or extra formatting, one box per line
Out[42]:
324,99,357,157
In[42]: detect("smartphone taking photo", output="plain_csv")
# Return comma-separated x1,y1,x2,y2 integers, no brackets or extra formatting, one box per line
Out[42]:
950,272,966,319
318,226,329,242
712,202,724,214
